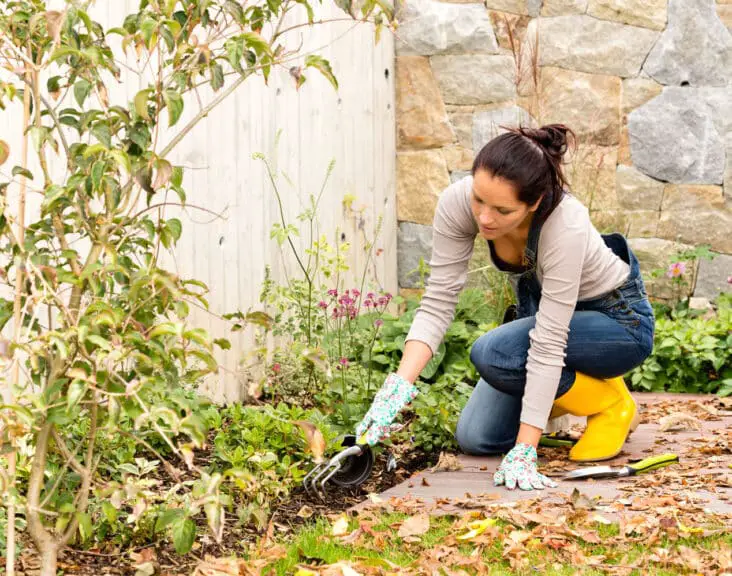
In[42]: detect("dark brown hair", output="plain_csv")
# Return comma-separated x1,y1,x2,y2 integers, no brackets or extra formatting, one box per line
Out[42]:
471,124,576,223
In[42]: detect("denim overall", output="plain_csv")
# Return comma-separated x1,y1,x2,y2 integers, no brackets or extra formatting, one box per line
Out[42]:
454,203,655,455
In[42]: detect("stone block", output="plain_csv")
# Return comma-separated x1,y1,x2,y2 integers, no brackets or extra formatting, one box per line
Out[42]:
472,105,535,151
396,56,455,149
396,0,499,56
657,208,732,254
397,222,433,288
448,110,474,150
587,0,667,31
628,87,727,184
431,54,516,105
626,211,660,238
442,144,474,171
616,165,665,211
566,145,618,210
397,150,450,225
643,0,732,86
541,0,588,17
539,67,621,146
535,15,659,77
661,185,725,211
693,253,732,299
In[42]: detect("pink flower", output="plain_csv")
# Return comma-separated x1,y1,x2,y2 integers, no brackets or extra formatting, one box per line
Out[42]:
317,300,328,309
352,289,361,297
367,292,375,299
339,357,349,368
666,262,687,278
327,289,338,297
374,319,384,328
728,276,732,284
272,363,281,373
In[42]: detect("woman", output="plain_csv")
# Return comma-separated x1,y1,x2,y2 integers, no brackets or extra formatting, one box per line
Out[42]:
356,124,655,492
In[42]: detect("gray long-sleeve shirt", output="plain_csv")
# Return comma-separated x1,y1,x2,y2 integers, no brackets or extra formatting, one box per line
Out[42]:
405,176,630,430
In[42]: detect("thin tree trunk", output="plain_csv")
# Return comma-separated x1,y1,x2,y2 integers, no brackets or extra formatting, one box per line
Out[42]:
4,60,32,576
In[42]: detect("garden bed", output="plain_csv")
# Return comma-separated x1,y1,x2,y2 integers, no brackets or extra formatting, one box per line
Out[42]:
15,445,438,576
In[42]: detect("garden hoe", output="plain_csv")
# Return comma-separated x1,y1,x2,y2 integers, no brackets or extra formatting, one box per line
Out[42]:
303,434,374,500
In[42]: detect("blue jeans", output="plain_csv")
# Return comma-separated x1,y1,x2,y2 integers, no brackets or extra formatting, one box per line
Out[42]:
455,278,655,456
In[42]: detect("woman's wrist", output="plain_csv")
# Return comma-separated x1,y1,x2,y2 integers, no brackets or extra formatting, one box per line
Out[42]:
516,422,543,448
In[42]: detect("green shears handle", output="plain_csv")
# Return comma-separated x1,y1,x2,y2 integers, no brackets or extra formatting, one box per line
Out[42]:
539,433,577,448
623,453,679,476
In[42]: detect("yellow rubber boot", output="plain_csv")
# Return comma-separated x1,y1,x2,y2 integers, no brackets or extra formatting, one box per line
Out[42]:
552,373,639,462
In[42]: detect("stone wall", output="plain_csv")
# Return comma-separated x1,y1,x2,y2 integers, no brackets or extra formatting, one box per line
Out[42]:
395,0,732,302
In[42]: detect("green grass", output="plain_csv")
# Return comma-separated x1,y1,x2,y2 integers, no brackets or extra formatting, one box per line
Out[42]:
249,512,731,576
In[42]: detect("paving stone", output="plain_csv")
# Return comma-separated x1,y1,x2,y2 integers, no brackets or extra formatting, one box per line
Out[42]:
353,393,732,517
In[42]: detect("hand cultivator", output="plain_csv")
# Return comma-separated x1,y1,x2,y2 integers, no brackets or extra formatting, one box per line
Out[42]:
303,435,374,499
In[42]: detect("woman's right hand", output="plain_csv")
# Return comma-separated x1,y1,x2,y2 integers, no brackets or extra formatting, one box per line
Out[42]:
355,373,419,446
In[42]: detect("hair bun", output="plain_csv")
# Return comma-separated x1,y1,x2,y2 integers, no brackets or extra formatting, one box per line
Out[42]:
520,124,574,161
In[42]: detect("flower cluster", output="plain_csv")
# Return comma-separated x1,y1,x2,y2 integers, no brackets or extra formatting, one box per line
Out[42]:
318,288,393,320
666,261,687,279
362,291,392,311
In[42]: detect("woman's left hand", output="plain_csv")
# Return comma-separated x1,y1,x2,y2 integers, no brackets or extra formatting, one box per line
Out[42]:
494,443,558,491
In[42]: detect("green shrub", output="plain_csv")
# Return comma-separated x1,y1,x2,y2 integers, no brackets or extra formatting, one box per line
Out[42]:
629,294,732,396
207,403,340,529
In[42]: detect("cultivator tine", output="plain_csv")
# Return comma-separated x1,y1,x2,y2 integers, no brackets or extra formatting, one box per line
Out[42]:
303,444,364,500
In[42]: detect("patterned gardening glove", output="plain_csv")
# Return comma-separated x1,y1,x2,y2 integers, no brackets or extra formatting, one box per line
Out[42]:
493,443,558,491
355,373,419,446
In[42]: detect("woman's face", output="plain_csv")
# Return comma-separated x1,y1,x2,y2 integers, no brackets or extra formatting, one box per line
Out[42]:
470,169,540,240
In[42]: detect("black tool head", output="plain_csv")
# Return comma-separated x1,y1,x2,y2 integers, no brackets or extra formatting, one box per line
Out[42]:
330,434,374,487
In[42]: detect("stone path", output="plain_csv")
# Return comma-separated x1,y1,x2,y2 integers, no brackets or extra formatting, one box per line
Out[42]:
353,393,732,519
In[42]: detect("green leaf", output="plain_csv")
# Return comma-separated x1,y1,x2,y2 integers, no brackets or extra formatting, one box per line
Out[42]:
134,89,151,121
12,166,33,180
140,17,158,49
242,32,270,56
210,62,224,91
157,508,184,531
224,0,245,22
171,166,183,188
167,218,182,241
304,55,338,90
149,322,180,339
49,46,80,62
214,338,231,350
91,161,105,190
172,517,196,554
101,501,118,524
74,79,92,107
76,512,93,542
91,123,112,148
67,379,88,411
86,335,113,351
163,89,183,127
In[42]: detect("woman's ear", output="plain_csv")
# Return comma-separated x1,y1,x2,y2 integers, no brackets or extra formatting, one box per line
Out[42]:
528,195,543,213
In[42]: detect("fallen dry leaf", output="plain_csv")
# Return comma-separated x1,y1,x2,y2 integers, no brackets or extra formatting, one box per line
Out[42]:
658,412,702,432
296,505,315,519
570,488,595,510
397,512,430,538
193,555,249,576
430,452,463,472
293,420,327,463
331,514,350,537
